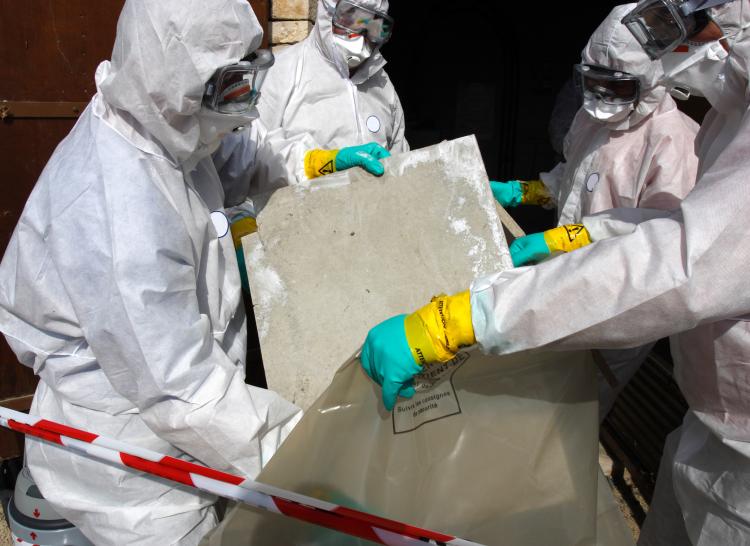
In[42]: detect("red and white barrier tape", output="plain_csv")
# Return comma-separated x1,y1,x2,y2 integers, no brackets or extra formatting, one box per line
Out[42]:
0,406,484,546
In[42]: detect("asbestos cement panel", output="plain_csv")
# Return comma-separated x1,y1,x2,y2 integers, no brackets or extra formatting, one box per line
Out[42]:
244,136,512,410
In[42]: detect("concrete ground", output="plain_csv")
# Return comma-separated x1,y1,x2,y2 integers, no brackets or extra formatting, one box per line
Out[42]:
0,513,10,546
600,443,647,542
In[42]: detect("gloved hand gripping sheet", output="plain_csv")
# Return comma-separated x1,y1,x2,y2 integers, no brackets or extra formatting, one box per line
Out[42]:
206,137,600,545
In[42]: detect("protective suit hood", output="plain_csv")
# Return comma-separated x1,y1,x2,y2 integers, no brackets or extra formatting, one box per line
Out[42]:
582,3,666,130
314,0,389,84
712,1,750,55
712,0,750,97
95,0,263,165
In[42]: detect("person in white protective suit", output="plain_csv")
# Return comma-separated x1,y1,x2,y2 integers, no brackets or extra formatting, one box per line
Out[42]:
492,4,699,261
0,1,325,544
359,1,750,544
495,4,701,421
257,0,409,162
216,0,406,289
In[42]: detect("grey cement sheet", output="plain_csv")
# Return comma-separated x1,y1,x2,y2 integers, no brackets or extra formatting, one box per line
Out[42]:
244,136,512,410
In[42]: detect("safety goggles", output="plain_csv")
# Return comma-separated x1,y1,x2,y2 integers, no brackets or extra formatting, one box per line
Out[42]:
574,64,641,105
203,49,275,114
621,0,730,59
332,0,394,46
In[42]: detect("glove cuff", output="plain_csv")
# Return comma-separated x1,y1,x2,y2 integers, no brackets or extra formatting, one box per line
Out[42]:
304,149,339,179
521,180,553,207
230,217,258,250
543,224,591,253
445,290,476,349
404,290,476,366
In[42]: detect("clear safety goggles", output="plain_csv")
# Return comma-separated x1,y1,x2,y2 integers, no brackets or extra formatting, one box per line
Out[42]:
621,0,730,59
203,49,275,114
332,0,394,46
574,64,641,105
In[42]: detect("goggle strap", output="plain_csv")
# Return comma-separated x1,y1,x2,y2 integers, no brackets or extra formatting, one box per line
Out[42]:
679,0,731,17
336,0,392,23
576,64,637,80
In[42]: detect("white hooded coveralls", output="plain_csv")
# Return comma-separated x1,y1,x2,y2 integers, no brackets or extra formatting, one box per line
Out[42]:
540,4,700,420
543,4,699,227
0,1,301,544
212,0,408,203
257,0,409,163
471,2,750,543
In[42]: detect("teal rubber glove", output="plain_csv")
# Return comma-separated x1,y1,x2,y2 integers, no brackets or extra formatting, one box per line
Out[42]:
490,180,524,208
335,143,391,177
360,314,421,410
230,215,257,295
509,232,551,267
511,225,592,267
236,248,250,295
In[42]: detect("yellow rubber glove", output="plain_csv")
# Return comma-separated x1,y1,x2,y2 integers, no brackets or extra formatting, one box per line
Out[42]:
404,291,476,365
521,179,554,208
510,224,592,266
543,223,591,253
230,216,257,251
229,216,257,295
360,291,475,410
304,149,338,178
304,143,391,179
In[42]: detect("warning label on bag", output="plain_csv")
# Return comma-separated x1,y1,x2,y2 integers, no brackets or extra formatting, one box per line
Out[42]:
392,352,469,434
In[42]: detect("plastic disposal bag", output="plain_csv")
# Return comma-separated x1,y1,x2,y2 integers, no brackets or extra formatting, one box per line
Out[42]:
204,347,599,545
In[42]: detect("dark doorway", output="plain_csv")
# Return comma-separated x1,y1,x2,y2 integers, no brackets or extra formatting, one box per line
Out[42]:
383,2,620,233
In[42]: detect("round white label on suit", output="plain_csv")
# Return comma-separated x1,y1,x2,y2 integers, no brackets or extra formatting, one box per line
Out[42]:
586,173,600,192
366,115,381,133
210,211,229,238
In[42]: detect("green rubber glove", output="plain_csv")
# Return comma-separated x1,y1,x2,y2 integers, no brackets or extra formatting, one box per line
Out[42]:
230,216,257,294
360,314,420,411
509,233,551,267
510,224,592,267
490,180,524,208
360,292,475,411
336,143,391,176
304,143,391,179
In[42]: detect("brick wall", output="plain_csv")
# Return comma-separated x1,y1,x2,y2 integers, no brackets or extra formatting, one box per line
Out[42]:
270,0,317,51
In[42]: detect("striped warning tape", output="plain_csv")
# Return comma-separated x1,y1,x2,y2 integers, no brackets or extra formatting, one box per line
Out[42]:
0,406,485,546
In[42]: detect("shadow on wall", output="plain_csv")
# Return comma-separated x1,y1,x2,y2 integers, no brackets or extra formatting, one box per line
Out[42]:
384,2,625,234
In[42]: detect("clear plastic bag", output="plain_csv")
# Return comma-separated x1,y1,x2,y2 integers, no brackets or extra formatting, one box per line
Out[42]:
204,348,599,545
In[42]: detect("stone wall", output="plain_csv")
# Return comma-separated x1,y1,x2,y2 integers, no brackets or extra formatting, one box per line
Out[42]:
270,0,317,52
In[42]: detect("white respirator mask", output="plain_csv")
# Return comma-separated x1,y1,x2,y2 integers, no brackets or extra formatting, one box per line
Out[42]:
193,107,256,158
582,92,635,123
660,39,729,102
333,34,373,69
